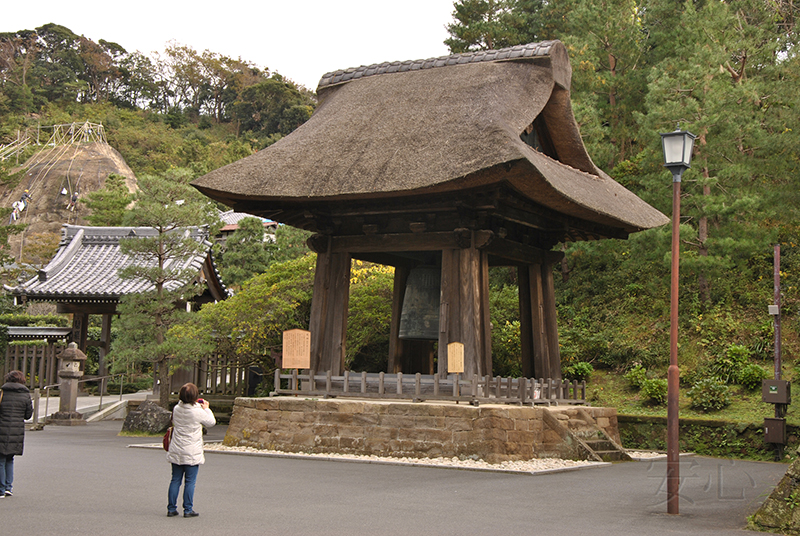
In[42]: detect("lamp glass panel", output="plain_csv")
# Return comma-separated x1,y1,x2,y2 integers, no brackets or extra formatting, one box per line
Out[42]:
682,136,695,166
662,134,685,165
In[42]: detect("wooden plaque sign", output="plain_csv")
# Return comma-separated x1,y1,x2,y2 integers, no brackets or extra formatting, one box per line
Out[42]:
282,329,311,369
447,342,464,373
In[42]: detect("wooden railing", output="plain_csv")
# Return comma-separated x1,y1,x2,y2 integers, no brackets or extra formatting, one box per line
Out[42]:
271,370,586,406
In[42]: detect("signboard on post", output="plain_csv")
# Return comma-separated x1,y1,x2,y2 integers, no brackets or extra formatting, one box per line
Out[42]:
447,342,464,374
282,329,311,369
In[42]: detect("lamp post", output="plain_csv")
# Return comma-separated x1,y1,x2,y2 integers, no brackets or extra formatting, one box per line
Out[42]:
660,126,696,515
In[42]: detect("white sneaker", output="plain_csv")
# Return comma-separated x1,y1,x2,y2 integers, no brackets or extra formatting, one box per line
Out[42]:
4,491,10,496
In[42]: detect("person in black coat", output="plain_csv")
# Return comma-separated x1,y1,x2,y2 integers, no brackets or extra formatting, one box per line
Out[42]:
0,370,33,498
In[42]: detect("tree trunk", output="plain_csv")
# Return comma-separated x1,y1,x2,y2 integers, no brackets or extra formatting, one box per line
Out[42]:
698,165,711,303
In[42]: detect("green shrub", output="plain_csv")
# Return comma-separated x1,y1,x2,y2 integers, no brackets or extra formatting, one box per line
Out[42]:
563,361,594,382
640,378,668,405
688,378,731,412
624,364,647,389
737,363,769,390
708,344,751,384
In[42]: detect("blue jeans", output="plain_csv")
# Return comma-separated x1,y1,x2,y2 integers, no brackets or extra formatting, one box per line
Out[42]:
168,464,199,513
0,454,13,494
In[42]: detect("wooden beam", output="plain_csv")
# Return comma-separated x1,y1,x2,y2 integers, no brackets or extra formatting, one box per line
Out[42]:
481,236,547,265
329,231,463,253
56,303,117,315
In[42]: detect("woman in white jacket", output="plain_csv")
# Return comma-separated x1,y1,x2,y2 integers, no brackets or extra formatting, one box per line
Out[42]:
166,383,215,518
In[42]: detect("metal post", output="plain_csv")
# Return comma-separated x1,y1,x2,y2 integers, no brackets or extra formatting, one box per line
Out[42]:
667,174,682,515
774,244,781,382
99,377,105,412
32,388,40,428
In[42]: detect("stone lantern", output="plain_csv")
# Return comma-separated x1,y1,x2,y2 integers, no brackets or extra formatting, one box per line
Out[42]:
50,342,88,425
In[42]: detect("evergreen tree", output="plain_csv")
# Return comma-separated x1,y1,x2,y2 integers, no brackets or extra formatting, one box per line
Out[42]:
638,0,797,304
219,216,275,289
110,168,220,408
83,173,135,226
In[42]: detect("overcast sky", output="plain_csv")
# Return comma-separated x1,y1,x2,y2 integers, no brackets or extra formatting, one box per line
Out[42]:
3,0,457,90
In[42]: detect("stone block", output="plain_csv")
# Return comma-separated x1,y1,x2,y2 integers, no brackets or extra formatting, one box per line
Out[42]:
367,426,397,440
414,416,445,428
317,411,354,425
311,424,338,437
364,438,391,454
254,399,276,411
360,402,390,415
291,433,317,448
441,405,478,418
352,413,380,426
277,398,316,412
331,400,366,414
474,416,515,431
378,415,416,428
507,430,538,445
388,403,444,417
445,417,473,432
339,436,365,451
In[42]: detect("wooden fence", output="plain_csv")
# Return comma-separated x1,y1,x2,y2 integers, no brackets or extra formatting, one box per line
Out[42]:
2,343,64,389
170,356,261,396
272,370,586,406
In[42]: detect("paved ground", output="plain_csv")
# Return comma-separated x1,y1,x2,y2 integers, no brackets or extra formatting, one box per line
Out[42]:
1,420,788,536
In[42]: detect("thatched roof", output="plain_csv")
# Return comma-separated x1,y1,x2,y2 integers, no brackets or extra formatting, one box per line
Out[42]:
192,41,667,235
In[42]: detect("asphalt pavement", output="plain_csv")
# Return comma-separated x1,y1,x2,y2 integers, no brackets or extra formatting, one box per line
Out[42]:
1,419,789,536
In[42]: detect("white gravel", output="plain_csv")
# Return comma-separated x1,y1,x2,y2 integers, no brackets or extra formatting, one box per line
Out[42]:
199,442,610,474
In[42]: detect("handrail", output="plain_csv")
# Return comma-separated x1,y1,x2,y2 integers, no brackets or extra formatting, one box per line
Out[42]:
39,373,126,421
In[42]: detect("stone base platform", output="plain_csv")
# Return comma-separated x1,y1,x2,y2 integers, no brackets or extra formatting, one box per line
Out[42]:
223,397,623,463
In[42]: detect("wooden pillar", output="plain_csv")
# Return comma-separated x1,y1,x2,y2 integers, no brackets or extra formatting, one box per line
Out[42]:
309,248,351,375
524,263,551,379
519,256,563,380
518,266,534,378
72,312,89,354
388,266,409,373
542,254,562,378
438,234,491,377
98,313,113,378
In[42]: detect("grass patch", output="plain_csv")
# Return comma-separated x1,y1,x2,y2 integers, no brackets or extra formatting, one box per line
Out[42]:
118,430,163,438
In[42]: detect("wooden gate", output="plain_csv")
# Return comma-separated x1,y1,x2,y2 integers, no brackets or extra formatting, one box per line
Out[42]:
2,343,64,389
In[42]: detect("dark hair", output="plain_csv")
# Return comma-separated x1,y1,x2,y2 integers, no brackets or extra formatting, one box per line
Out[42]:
179,383,199,404
4,370,25,384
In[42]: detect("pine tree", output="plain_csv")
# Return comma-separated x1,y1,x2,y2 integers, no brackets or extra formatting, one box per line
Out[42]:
83,173,134,226
110,168,220,408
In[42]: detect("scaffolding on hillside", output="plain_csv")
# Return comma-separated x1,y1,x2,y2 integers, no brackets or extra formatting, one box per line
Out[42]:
0,122,107,164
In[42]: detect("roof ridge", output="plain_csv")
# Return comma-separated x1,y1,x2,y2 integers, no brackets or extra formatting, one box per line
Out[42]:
318,41,558,90
38,228,84,282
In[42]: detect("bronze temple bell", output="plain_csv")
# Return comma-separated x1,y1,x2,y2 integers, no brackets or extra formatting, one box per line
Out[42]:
398,266,441,341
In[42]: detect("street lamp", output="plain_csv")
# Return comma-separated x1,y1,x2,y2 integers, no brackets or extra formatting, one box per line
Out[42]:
660,126,696,515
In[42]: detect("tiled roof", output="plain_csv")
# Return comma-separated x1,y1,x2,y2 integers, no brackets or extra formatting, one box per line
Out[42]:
7,327,72,340
6,225,228,302
219,210,257,226
318,41,558,89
